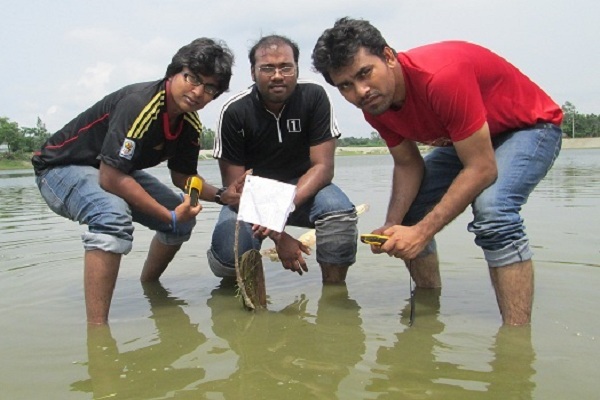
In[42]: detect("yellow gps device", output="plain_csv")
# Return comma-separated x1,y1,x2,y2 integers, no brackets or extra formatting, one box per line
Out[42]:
185,176,203,207
360,234,389,246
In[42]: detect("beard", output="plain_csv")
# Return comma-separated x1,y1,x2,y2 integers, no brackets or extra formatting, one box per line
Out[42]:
359,91,394,116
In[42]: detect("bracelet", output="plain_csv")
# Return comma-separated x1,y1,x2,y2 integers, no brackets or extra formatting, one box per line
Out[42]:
170,210,177,233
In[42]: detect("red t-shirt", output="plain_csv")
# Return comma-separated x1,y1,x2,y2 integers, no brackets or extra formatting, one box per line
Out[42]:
364,41,563,147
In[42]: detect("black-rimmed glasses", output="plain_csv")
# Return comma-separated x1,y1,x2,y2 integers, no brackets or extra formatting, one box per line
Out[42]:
182,72,219,96
257,65,296,77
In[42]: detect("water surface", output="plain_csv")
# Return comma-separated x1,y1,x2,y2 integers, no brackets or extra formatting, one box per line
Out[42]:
1,149,598,399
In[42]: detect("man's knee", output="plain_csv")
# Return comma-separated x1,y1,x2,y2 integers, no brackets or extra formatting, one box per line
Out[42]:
210,207,260,267
320,262,350,284
315,210,358,266
482,238,533,268
406,252,441,288
82,232,133,255
207,248,236,278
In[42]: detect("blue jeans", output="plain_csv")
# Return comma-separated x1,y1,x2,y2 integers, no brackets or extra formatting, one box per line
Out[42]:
404,124,562,267
208,182,358,277
36,165,195,254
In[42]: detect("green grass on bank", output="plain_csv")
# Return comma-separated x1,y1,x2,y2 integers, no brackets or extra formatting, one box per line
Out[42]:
0,158,32,170
336,148,390,156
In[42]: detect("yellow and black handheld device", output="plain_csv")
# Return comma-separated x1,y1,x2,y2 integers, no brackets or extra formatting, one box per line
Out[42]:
360,234,389,246
185,176,203,207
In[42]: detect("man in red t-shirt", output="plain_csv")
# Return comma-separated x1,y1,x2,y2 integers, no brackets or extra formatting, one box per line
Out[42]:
312,17,563,325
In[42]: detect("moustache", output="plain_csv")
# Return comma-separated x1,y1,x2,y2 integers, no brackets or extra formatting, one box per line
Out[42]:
359,91,379,107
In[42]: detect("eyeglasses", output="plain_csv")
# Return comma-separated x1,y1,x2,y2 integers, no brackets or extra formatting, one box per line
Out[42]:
257,65,296,77
182,72,219,96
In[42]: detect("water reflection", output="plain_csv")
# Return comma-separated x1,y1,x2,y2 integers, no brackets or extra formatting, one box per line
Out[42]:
198,283,366,398
538,149,600,201
1,149,599,399
368,288,535,398
70,283,206,399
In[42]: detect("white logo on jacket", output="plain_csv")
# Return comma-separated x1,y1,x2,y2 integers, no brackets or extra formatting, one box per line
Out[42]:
119,139,136,160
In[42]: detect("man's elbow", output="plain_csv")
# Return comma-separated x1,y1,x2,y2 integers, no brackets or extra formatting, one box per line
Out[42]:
98,169,110,191
311,161,334,182
483,162,498,187
324,164,335,179
98,164,120,194
98,174,116,194
322,166,335,184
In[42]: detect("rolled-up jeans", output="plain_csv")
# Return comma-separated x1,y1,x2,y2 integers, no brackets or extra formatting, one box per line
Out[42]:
208,182,358,277
36,165,194,254
403,123,562,267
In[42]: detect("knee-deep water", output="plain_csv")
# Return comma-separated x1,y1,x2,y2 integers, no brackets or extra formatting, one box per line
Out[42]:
1,149,598,399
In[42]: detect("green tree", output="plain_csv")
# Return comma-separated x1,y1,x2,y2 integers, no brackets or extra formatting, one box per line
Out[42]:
561,101,578,138
338,131,385,147
0,116,21,153
561,102,600,138
201,126,215,150
368,131,385,146
21,117,50,152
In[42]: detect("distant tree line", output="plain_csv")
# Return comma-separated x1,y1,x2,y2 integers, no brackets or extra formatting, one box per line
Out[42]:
338,131,386,147
1,101,598,160
561,101,600,138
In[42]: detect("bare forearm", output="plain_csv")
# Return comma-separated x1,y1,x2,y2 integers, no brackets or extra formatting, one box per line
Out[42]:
417,166,496,240
100,169,171,223
385,158,424,226
294,140,336,207
294,164,333,207
417,124,498,240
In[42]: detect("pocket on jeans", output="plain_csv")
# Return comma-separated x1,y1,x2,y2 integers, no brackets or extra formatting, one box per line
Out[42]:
39,177,70,219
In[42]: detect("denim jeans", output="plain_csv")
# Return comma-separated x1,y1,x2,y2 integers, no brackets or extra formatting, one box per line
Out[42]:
36,165,195,254
403,124,562,267
208,182,358,277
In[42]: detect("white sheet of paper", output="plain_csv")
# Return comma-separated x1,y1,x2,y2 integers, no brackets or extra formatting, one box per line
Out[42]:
237,175,296,232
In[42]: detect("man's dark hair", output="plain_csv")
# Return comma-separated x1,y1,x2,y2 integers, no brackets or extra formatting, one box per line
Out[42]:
248,35,300,67
165,38,234,98
312,17,394,85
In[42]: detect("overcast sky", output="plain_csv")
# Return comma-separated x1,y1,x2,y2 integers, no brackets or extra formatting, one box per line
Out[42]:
2,0,597,137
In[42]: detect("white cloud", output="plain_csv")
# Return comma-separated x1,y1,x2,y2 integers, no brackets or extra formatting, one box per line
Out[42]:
45,105,58,117
77,62,114,92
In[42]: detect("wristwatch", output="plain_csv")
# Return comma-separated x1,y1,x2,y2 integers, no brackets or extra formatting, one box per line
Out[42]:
214,187,227,205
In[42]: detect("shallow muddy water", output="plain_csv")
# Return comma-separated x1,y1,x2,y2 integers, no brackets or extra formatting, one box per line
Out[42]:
1,149,598,399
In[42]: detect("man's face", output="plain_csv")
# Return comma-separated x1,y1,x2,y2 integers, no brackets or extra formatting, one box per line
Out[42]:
168,68,219,115
251,43,298,111
328,47,398,116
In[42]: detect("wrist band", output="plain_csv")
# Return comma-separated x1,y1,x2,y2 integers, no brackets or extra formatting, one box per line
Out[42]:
170,210,177,233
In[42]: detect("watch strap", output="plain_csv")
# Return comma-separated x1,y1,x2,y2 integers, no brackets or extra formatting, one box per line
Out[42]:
215,187,227,205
